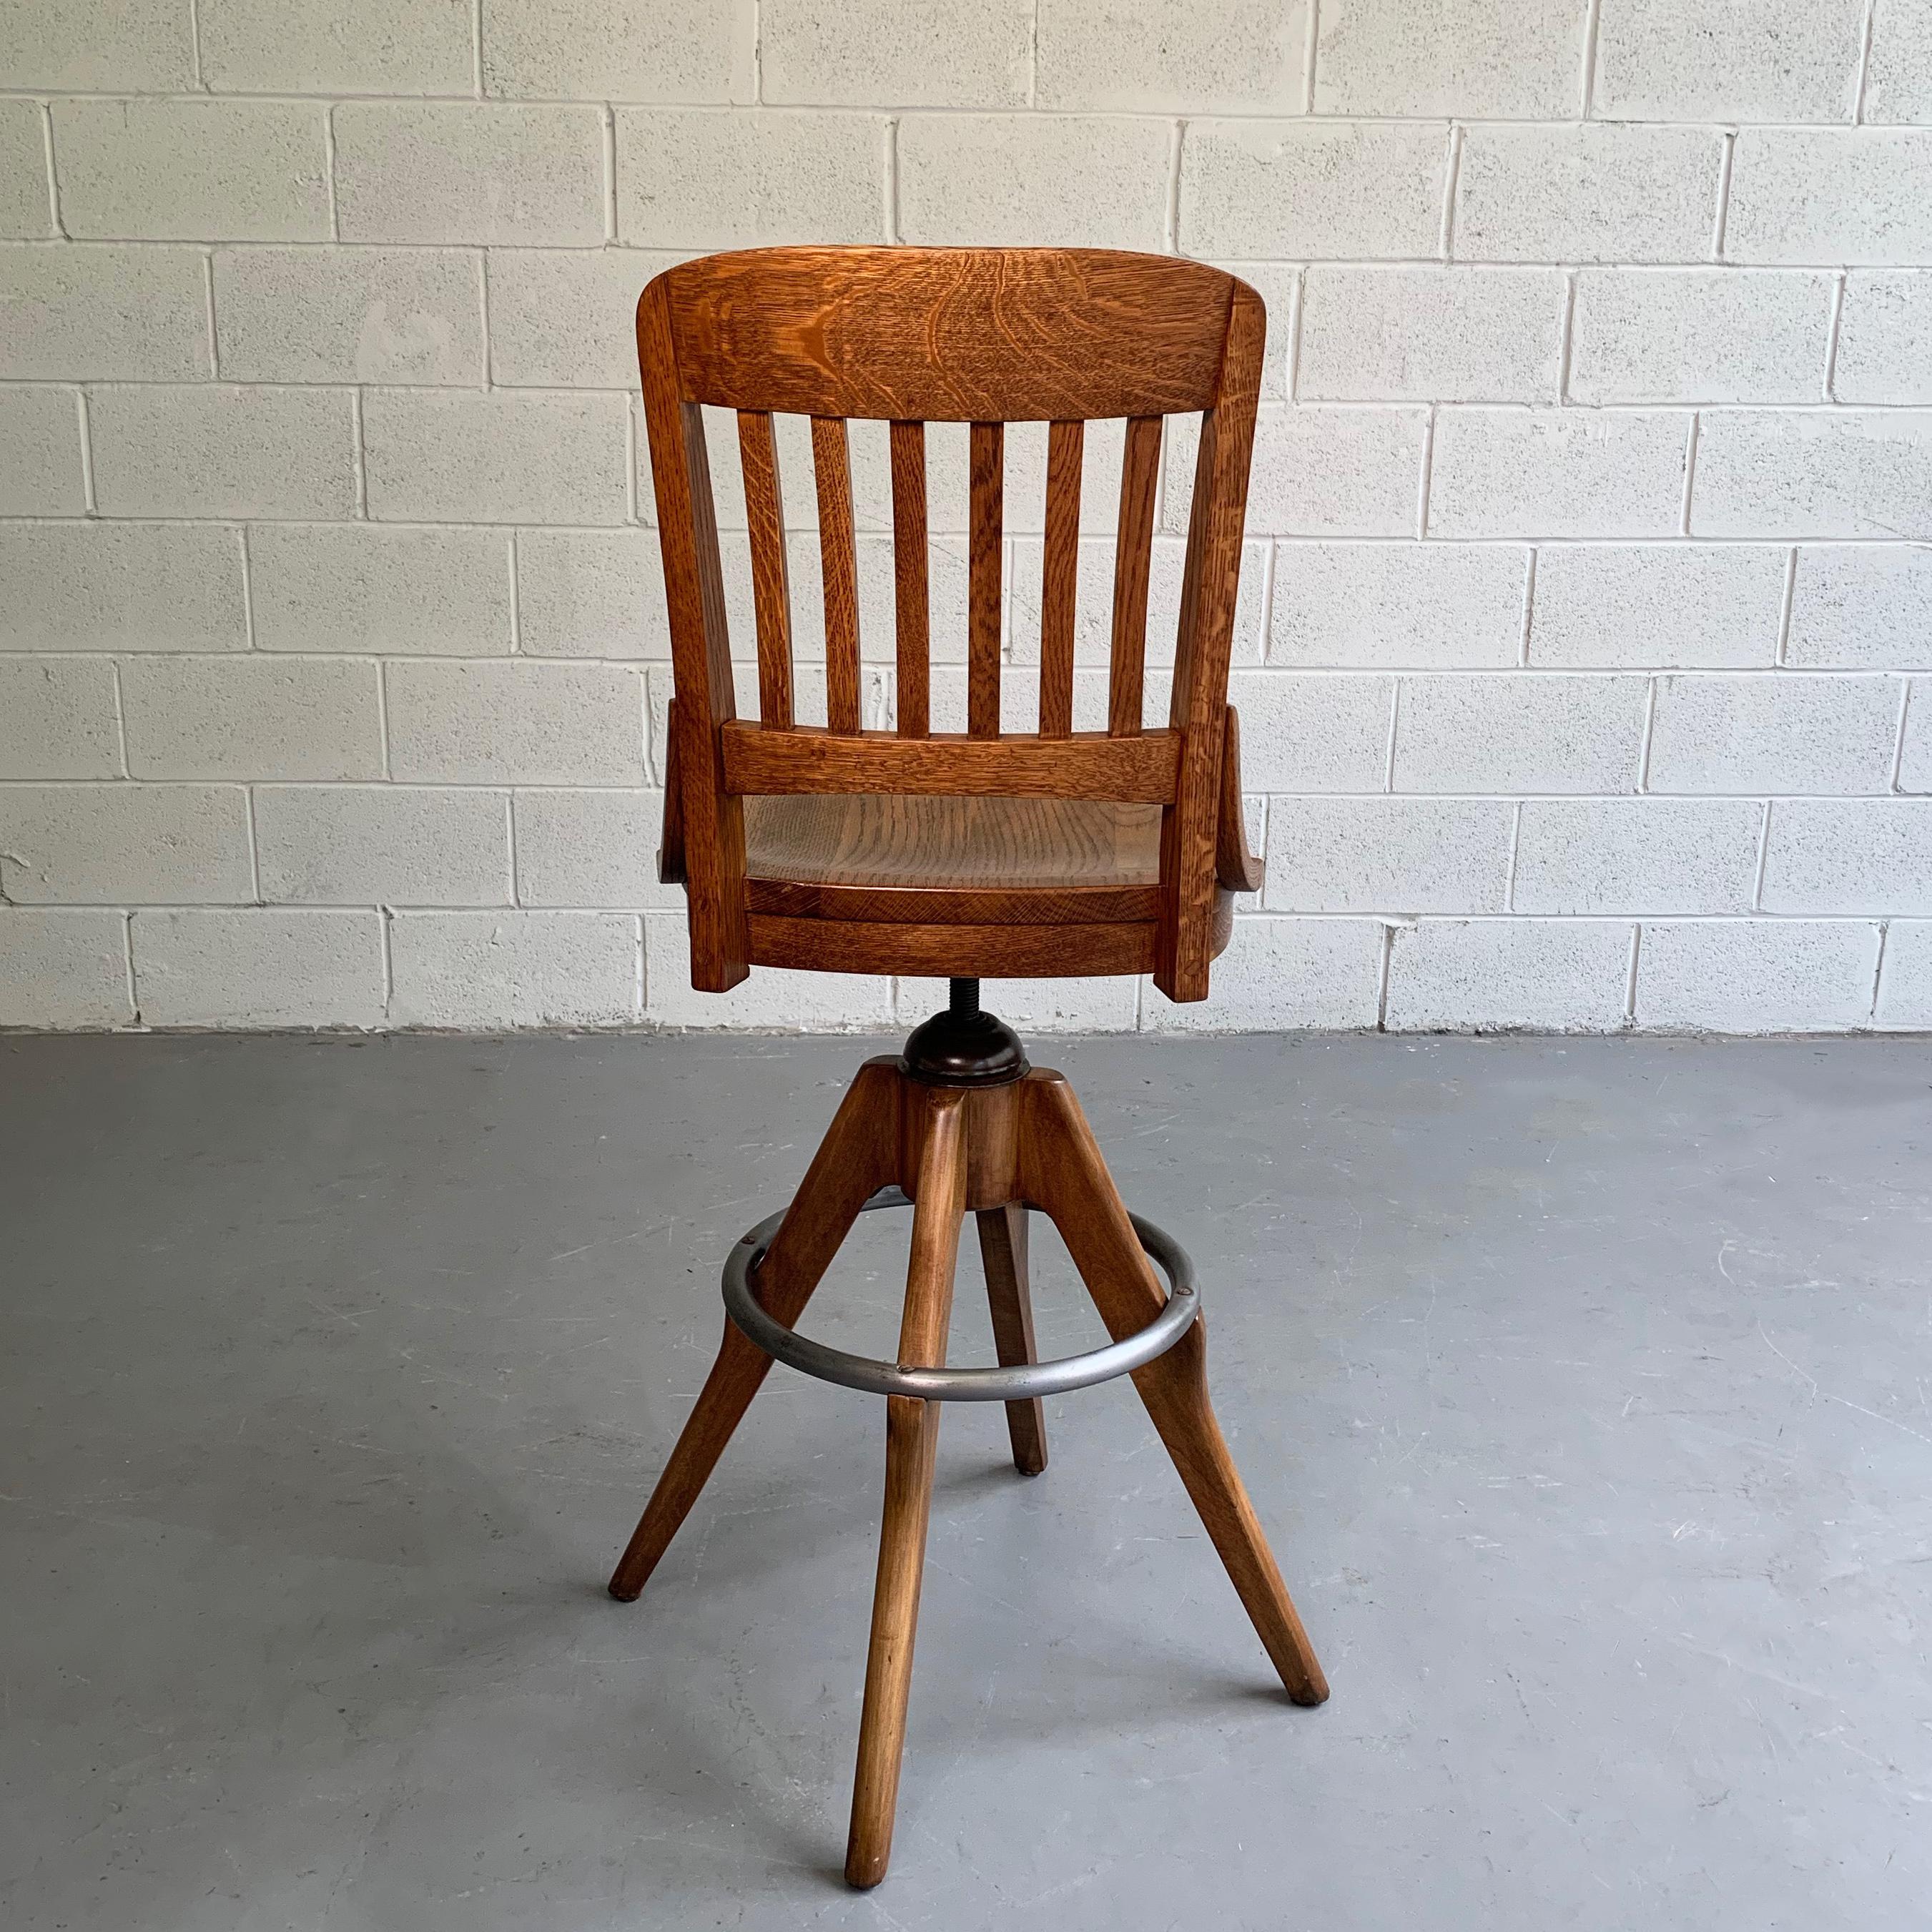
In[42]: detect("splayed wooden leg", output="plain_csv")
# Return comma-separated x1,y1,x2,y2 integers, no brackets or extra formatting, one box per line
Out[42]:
976,1203,1048,1475
607,1059,900,1601
1020,1072,1328,1705
845,1090,967,1888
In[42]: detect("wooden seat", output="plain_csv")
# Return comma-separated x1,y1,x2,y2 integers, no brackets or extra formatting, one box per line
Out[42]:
746,793,1163,894
611,245,1325,1892
733,787,1245,972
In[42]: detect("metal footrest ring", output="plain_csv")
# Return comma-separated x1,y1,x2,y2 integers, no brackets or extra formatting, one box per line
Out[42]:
720,1189,1200,1403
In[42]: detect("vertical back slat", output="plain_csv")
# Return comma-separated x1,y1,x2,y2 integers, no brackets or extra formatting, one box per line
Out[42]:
968,420,1004,739
889,419,930,738
1108,414,1162,736
1038,418,1083,738
737,410,794,729
812,414,863,735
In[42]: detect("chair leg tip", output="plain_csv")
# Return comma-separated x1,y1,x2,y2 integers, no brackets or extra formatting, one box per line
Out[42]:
844,1823,892,1890
607,1577,643,1602
1288,1677,1330,1707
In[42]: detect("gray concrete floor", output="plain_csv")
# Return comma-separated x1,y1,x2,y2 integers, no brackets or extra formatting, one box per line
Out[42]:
2,1031,1928,1930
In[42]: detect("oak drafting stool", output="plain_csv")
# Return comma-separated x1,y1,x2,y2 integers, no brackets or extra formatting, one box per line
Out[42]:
608,245,1328,1887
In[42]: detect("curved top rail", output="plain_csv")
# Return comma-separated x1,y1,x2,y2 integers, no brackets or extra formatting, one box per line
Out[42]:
657,246,1238,422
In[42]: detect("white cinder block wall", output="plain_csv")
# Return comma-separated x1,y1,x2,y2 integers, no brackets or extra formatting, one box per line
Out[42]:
2,0,1930,1035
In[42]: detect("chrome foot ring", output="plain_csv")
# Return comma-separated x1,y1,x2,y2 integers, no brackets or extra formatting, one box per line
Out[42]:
720,1189,1199,1402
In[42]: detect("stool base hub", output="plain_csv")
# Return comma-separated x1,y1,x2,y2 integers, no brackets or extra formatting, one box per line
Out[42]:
898,977,1027,1087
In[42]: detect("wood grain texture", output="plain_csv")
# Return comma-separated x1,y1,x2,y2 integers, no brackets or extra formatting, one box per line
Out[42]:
889,419,930,739
1216,704,1264,893
666,247,1235,421
846,1090,967,1889
736,409,794,729
1039,418,1083,739
1156,280,1266,1003
606,1059,900,1601
894,1076,1022,1213
1017,1072,1329,1706
721,721,1180,801
812,414,863,735
636,277,747,989
1109,414,1163,738
968,420,1003,739
747,912,1160,980
742,792,1162,890
976,1204,1048,1476
745,879,1161,927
